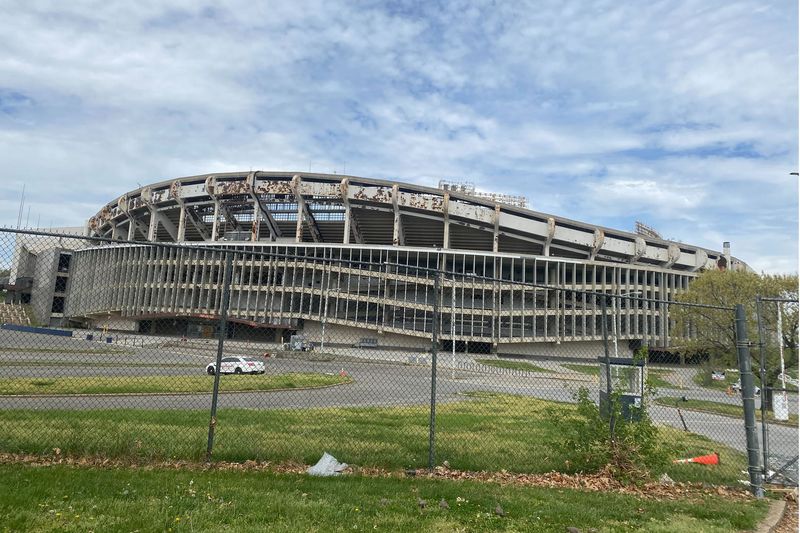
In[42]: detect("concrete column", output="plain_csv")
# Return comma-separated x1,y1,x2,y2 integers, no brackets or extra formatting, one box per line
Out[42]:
295,199,304,243
543,217,555,256
343,203,352,244
211,201,220,242
442,193,450,249
177,204,186,241
492,204,500,253
147,211,158,241
251,202,260,242
392,184,402,246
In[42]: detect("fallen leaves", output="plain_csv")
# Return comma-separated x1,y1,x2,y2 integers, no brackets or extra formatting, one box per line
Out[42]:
0,452,755,502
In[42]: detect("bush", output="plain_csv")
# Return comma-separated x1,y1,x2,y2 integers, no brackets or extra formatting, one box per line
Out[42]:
556,381,667,483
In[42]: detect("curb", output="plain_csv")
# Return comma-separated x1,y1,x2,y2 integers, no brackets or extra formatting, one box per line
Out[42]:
756,498,787,533
654,400,798,428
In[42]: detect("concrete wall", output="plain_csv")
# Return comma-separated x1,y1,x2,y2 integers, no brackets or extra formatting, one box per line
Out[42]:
30,248,57,326
496,339,633,360
303,321,430,350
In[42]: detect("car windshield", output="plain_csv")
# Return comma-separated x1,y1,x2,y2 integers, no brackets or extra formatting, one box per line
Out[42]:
244,357,260,362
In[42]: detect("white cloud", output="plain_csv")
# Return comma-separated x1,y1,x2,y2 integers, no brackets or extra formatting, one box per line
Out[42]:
0,0,796,272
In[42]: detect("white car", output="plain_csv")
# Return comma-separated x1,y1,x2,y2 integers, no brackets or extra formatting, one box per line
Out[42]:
731,379,760,396
206,356,265,375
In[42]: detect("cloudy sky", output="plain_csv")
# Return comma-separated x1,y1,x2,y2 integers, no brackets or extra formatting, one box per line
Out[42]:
0,1,797,272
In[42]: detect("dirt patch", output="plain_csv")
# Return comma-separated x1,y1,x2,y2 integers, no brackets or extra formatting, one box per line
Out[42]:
772,494,798,533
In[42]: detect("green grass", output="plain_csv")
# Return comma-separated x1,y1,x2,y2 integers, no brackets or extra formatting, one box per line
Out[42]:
656,396,799,427
0,464,768,533
0,394,748,485
562,364,681,389
475,358,550,372
0,373,351,395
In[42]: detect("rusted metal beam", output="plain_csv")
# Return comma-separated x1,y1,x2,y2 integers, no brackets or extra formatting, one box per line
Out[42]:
184,205,212,241
247,172,281,241
291,175,322,243
219,202,244,233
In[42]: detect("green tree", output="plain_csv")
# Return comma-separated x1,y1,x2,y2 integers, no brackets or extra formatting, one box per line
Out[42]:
672,269,798,407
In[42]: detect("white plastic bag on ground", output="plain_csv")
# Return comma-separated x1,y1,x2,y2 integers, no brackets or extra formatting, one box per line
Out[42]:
307,452,348,476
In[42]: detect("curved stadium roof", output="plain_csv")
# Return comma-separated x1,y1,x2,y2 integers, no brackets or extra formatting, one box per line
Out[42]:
87,171,730,272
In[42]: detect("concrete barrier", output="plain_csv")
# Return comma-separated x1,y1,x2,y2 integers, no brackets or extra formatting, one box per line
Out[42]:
1,323,73,337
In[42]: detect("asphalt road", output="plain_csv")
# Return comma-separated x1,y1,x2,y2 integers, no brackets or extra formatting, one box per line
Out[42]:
1,328,797,480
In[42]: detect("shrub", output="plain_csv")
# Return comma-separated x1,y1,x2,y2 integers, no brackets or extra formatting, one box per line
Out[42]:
556,354,667,483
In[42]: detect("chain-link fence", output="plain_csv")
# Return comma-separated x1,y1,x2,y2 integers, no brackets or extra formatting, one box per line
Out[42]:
0,227,794,493
756,296,799,486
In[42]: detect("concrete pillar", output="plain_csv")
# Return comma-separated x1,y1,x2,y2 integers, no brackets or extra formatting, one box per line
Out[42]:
147,211,158,241
177,205,186,241
442,193,450,249
492,204,500,253
251,202,260,242
392,184,402,246
295,200,304,243
211,201,220,241
343,203,351,244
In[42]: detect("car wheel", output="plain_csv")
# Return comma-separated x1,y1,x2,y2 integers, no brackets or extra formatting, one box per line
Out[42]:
207,367,215,375
234,367,243,374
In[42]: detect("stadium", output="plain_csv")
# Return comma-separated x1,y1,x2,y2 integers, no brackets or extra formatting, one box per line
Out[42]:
8,171,745,357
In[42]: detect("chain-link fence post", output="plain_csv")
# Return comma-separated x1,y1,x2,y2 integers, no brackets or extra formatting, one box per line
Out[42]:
428,270,441,470
735,303,764,498
600,297,615,443
205,251,234,462
755,295,770,477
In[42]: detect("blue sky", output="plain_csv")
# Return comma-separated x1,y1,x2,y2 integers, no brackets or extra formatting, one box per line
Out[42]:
0,0,797,273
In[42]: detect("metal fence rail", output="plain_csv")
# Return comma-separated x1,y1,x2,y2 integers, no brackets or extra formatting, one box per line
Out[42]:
0,227,795,495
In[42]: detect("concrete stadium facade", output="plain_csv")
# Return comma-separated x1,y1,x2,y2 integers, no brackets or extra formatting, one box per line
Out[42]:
61,171,742,356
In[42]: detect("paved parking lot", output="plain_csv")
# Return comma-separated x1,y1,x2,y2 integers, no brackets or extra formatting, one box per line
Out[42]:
1,328,797,478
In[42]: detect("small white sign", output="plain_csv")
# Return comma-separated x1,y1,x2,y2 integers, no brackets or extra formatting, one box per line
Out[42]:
773,392,789,422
